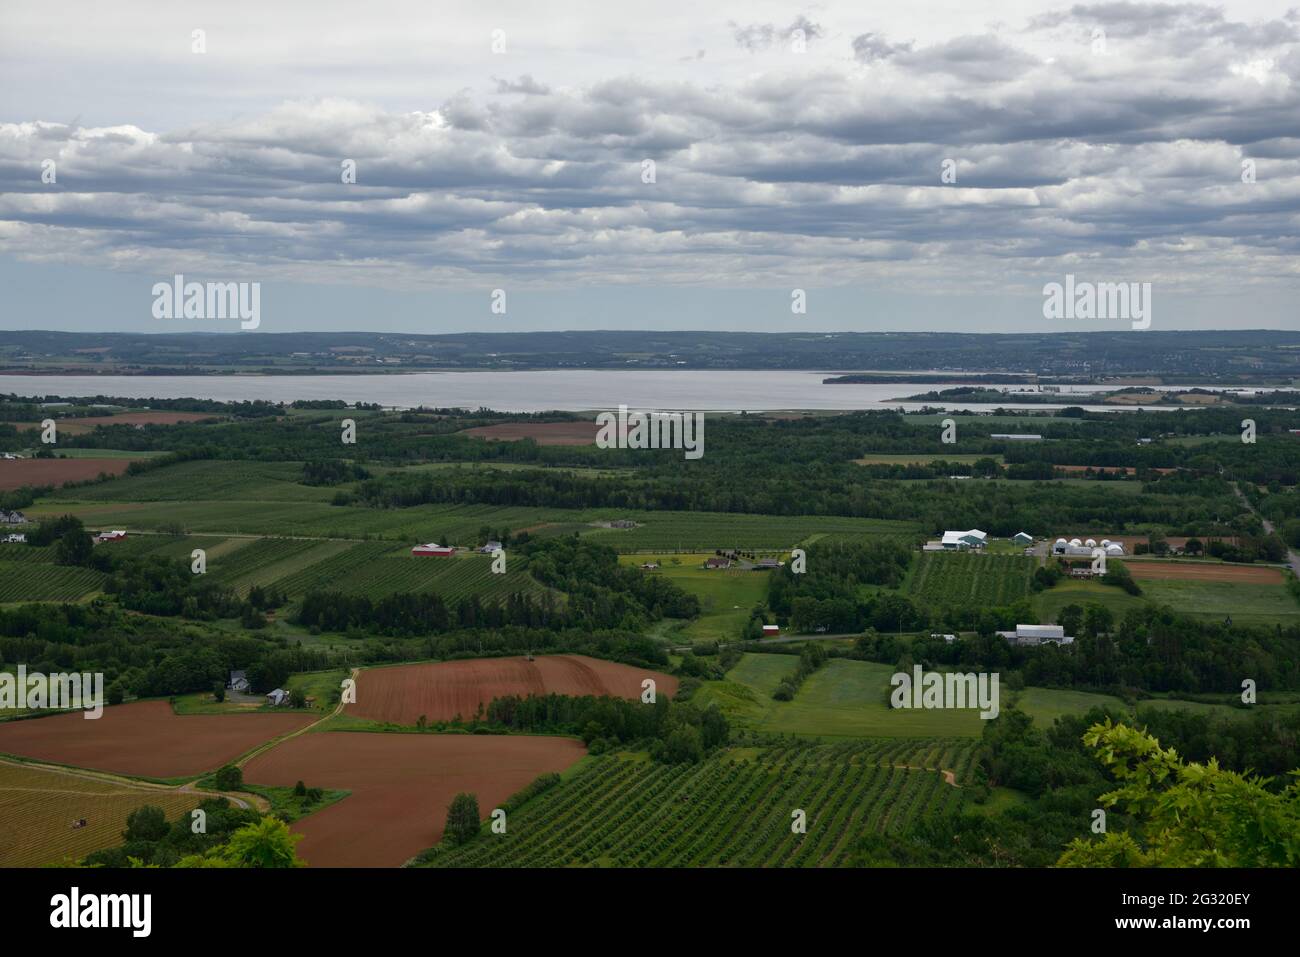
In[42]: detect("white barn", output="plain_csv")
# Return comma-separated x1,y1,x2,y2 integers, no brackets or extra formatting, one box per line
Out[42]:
941,529,988,550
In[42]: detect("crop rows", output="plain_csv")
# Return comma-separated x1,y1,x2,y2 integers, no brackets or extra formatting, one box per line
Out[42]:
208,537,326,591
590,513,921,553
49,460,322,503
265,541,397,596
0,562,106,602
431,740,968,868
338,555,544,602
0,763,199,867
908,552,1034,607
0,545,56,564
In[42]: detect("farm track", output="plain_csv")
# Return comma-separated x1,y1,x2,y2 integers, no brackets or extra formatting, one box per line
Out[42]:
0,755,264,812
234,667,359,772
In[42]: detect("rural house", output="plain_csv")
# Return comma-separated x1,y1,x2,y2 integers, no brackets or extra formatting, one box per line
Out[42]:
704,557,732,569
477,540,503,554
228,670,250,693
0,509,27,525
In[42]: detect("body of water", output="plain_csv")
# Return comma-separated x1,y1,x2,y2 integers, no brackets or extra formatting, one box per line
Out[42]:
0,370,1268,413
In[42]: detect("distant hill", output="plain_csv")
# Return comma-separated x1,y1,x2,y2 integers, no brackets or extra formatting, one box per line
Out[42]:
3,329,1299,379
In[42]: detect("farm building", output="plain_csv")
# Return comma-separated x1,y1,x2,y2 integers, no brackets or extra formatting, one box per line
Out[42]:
996,624,1074,646
3,533,25,544
704,557,732,569
1052,537,1123,557
754,558,783,569
1012,532,1033,545
609,520,637,529
477,540,503,554
940,529,987,550
639,562,660,570
95,530,127,542
762,624,780,637
266,688,290,706
411,543,455,557
990,434,1042,442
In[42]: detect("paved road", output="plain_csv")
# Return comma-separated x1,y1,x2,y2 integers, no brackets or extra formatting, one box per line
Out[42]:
1234,484,1300,577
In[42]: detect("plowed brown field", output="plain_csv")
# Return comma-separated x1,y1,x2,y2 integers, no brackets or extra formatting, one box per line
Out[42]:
243,732,584,866
461,421,599,445
0,458,134,490
1126,561,1285,583
349,655,678,726
0,701,314,778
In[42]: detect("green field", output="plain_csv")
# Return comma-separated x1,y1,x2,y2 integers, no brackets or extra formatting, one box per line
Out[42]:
0,562,106,602
1138,579,1300,626
48,460,334,503
586,513,921,552
31,495,919,553
1032,580,1147,623
693,654,1181,736
618,554,770,642
335,553,548,602
695,656,986,737
46,449,169,459
1012,687,1128,725
207,538,332,593
425,741,973,867
261,541,396,597
854,453,1004,465
908,552,1035,607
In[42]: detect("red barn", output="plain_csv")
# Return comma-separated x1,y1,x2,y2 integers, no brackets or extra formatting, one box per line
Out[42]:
411,543,455,557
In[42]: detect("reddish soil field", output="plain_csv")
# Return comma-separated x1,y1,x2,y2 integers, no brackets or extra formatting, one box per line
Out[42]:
1126,561,1285,583
349,655,679,726
19,412,219,435
0,458,134,490
244,732,584,866
0,700,314,779
461,421,599,445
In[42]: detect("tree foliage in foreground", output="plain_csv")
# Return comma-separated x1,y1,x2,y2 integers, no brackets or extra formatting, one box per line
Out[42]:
1058,720,1300,868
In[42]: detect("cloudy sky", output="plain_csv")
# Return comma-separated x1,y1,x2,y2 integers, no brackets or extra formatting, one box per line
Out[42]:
1,0,1297,334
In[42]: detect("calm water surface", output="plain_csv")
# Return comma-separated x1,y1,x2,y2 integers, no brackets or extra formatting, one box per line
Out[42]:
0,370,1264,413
